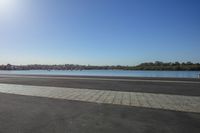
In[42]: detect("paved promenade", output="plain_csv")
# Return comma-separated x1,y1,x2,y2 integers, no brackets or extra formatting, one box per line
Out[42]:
0,75,200,133
0,74,200,96
0,83,199,113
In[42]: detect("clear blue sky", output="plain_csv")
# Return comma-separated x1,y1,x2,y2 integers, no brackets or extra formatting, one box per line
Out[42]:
0,0,200,65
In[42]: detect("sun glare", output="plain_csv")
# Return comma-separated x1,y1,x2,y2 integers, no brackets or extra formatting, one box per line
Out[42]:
0,0,17,15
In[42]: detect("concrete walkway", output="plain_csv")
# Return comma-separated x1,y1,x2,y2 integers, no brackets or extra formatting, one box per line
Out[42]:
0,83,199,113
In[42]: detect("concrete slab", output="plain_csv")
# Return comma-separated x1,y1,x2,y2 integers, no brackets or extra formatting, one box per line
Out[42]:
0,83,199,113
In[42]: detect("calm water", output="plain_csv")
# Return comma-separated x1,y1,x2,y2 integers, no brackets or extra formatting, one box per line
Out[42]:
0,70,200,78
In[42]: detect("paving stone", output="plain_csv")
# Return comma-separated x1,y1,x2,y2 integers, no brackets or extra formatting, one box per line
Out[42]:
0,83,199,113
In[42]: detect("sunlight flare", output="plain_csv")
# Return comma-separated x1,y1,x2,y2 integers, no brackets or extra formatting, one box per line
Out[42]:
0,0,16,13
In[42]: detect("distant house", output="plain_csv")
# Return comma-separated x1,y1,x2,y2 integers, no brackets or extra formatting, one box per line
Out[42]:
6,64,14,70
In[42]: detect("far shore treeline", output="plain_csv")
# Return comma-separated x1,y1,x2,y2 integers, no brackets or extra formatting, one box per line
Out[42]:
0,61,200,71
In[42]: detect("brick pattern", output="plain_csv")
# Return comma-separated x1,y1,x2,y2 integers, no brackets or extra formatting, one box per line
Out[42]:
0,84,199,113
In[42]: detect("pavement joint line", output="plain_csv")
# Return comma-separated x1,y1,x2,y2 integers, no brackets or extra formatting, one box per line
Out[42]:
151,93,165,109
51,90,67,98
140,93,150,107
135,93,142,107
74,90,91,100
119,92,123,105
85,90,101,102
111,91,117,104
76,90,94,100
102,91,111,103
103,91,115,104
66,90,82,100
122,92,129,105
95,91,106,103
71,93,84,101
129,92,131,106
145,94,157,109
142,93,152,108
0,83,199,113
102,91,109,103
130,93,140,107
53,90,71,99
79,90,96,101
88,91,100,102
113,92,122,105
120,92,123,105
96,93,105,103
175,96,187,110
60,90,78,99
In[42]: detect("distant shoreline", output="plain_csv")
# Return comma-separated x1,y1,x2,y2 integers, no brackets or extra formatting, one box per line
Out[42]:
0,69,200,71
1,61,200,71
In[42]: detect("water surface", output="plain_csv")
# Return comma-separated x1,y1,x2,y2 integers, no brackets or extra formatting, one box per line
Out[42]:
0,70,200,78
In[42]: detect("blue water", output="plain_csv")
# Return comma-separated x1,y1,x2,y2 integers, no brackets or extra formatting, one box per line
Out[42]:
0,70,200,78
